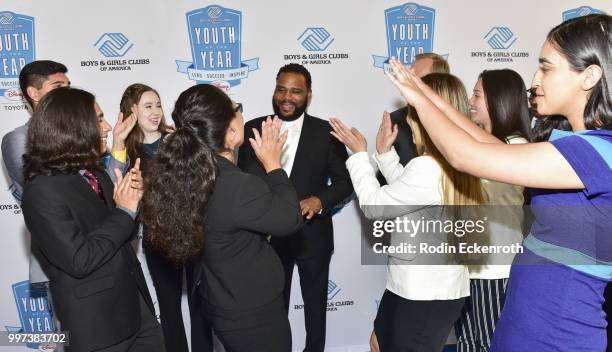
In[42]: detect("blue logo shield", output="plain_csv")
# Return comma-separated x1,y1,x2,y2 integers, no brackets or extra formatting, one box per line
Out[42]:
0,11,35,95
5,281,56,350
176,5,259,88
373,2,435,70
562,6,605,21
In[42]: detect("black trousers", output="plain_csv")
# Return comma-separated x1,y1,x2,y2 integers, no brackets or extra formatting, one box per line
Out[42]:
214,297,292,352
144,247,212,352
374,290,465,352
277,251,331,352
96,293,165,352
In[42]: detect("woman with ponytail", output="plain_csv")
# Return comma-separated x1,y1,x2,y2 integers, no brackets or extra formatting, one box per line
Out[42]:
141,84,303,351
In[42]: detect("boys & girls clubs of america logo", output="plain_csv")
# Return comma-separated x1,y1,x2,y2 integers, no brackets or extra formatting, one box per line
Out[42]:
282,27,350,66
0,11,34,110
293,280,354,312
80,32,150,72
175,5,259,92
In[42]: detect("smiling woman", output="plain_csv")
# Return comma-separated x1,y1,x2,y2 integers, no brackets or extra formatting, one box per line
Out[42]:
119,83,214,352
386,13,612,351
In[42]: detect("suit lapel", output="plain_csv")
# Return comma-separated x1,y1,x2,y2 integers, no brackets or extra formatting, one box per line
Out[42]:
95,170,115,210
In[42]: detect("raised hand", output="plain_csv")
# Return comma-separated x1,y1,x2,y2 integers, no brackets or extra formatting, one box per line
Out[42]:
249,116,288,173
329,117,367,154
385,58,428,107
375,111,398,154
112,104,138,151
113,158,143,213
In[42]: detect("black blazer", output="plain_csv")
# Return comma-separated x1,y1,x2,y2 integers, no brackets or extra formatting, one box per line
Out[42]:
21,171,153,352
196,157,303,330
238,114,353,259
377,107,418,185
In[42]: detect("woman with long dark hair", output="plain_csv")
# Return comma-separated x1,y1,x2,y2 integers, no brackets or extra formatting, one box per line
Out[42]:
387,14,612,350
120,83,211,352
21,87,163,351
141,84,303,351
454,69,531,351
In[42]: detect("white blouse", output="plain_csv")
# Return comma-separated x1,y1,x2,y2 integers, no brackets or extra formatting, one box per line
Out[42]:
346,148,470,300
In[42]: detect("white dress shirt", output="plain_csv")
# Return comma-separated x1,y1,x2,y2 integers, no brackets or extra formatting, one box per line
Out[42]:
346,148,470,300
279,114,304,176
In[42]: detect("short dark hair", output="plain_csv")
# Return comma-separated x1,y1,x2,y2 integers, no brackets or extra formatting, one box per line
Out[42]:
547,14,611,129
19,60,68,107
480,69,533,142
276,63,312,90
23,87,102,182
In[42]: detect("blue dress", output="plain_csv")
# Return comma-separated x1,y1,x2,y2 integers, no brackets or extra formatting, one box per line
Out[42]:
491,129,612,351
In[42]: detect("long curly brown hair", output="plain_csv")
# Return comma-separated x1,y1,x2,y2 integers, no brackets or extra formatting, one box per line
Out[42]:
141,84,235,264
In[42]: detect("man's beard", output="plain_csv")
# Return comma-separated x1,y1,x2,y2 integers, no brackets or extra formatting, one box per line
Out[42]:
272,98,308,122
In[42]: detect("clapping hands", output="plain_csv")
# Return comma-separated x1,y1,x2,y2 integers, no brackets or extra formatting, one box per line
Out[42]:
113,158,143,213
375,111,398,154
249,116,288,173
329,118,367,154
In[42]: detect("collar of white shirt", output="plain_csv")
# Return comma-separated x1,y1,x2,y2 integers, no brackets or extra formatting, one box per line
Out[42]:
281,113,305,134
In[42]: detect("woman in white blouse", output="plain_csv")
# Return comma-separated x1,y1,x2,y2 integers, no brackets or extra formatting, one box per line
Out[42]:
330,73,485,352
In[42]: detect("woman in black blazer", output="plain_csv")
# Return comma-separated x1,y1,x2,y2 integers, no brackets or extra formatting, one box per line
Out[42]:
21,87,164,352
141,84,303,352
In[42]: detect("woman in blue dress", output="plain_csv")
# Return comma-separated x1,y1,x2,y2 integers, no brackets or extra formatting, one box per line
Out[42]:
384,14,612,351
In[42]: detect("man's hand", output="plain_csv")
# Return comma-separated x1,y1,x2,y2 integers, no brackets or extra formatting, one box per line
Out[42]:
300,196,322,220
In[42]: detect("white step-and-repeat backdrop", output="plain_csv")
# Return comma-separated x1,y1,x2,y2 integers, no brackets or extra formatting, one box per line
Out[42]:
0,1,609,351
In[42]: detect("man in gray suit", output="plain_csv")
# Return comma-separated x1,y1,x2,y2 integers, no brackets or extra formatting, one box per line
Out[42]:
2,61,71,200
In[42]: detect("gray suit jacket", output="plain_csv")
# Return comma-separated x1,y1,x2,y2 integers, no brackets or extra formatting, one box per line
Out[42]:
1,122,129,282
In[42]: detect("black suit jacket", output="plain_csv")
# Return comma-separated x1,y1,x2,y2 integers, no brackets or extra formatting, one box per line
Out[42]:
238,114,353,259
377,107,418,185
196,157,303,330
21,171,153,352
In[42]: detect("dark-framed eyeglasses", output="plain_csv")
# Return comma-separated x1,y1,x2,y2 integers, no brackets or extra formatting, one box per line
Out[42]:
234,102,243,113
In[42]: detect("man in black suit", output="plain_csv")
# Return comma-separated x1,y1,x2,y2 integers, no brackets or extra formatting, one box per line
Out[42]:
379,53,450,184
238,63,353,352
